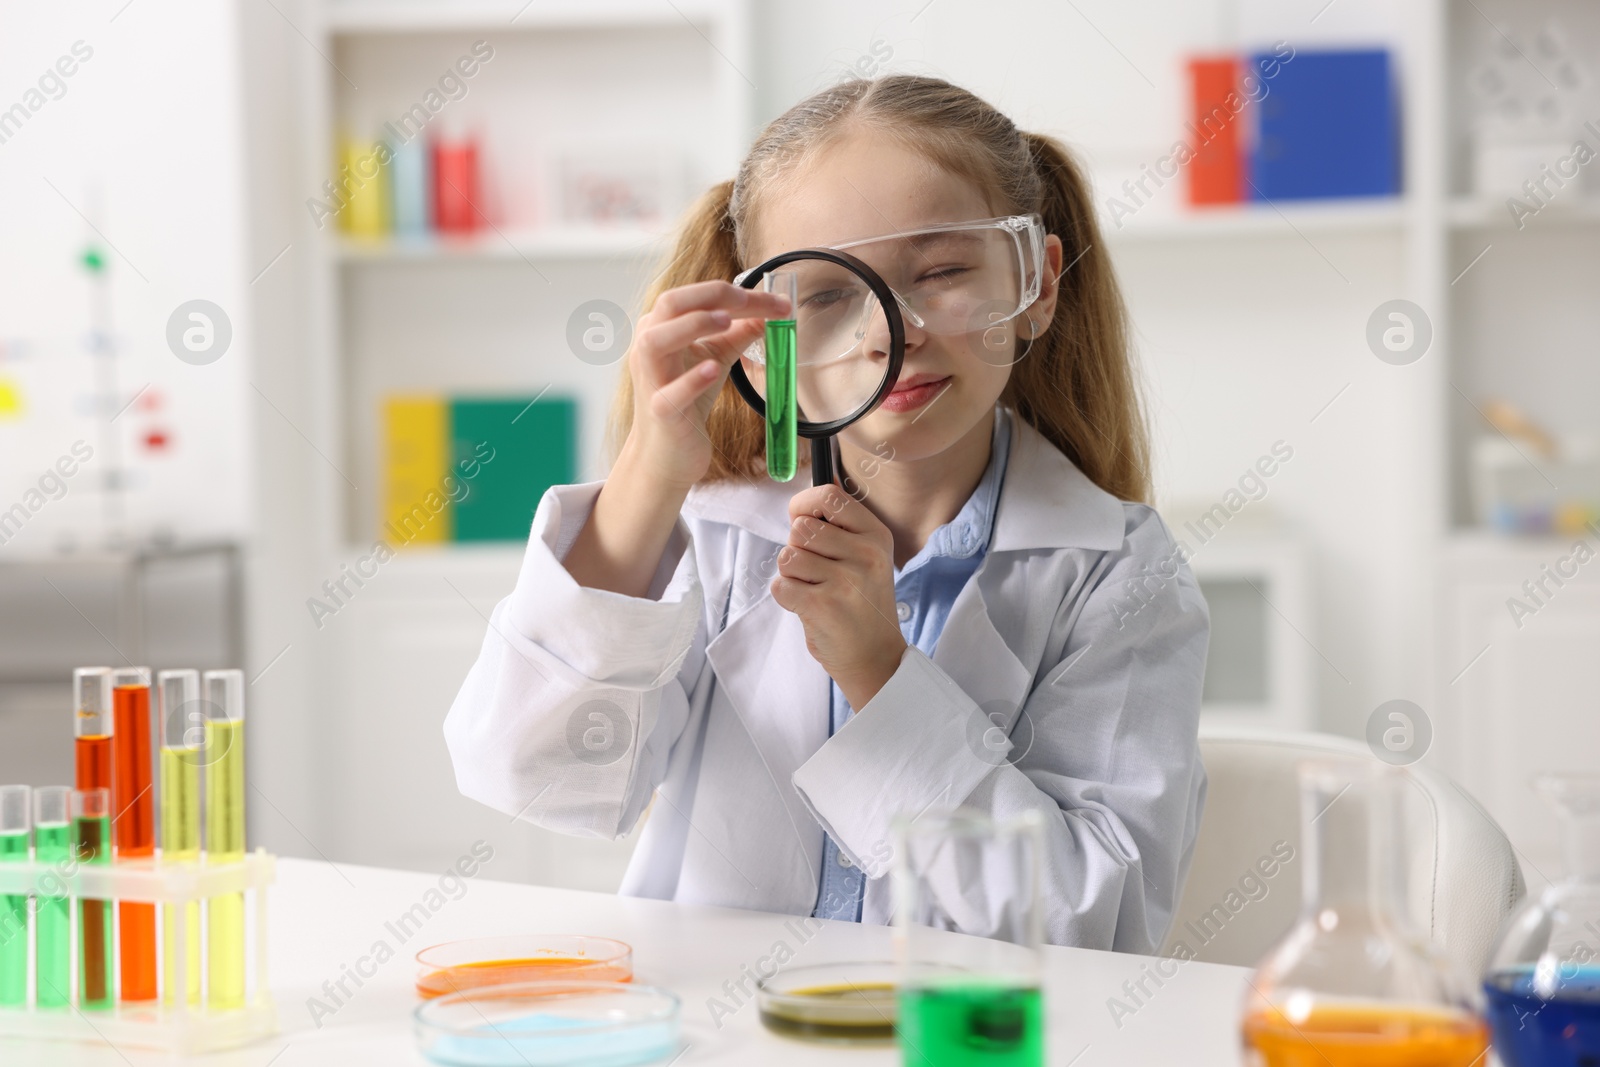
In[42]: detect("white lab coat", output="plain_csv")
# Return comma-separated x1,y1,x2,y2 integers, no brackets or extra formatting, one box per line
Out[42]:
443,410,1210,954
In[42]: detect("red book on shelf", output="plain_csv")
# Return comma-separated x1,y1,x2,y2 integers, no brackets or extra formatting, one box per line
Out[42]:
433,138,482,233
1187,57,1244,205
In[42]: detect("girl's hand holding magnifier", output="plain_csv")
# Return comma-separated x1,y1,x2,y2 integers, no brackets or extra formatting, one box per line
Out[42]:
772,485,909,711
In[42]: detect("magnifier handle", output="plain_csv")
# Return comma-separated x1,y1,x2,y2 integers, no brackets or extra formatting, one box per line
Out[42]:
810,437,837,489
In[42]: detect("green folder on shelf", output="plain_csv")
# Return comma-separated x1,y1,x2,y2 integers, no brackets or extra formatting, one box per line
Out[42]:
382,393,577,544
452,396,576,542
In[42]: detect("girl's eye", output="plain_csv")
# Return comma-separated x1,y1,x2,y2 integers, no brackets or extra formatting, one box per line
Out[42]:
915,265,972,286
800,288,849,310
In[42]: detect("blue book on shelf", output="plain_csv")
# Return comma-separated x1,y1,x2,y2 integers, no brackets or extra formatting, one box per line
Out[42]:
1249,48,1399,200
389,137,432,236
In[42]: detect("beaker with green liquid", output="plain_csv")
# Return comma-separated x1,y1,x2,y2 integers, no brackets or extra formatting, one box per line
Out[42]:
762,270,798,482
893,809,1046,1067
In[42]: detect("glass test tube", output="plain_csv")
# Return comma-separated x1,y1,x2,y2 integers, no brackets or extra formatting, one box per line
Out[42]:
763,270,798,482
204,669,247,1009
159,669,202,1006
0,785,28,1007
111,666,157,1002
33,786,71,1008
73,787,112,1009
74,667,113,795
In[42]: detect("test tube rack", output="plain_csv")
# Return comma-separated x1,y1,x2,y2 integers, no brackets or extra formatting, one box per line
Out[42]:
0,847,277,1054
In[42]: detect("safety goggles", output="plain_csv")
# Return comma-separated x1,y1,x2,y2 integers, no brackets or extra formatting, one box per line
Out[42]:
736,213,1046,366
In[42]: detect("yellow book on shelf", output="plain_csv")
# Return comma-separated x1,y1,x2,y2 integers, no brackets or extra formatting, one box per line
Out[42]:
383,396,450,545
340,138,390,238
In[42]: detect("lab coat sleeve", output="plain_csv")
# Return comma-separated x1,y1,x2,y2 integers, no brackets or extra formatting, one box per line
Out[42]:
791,505,1209,953
442,479,708,840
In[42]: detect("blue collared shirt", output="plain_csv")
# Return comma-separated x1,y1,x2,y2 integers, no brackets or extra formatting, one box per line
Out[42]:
812,407,1014,921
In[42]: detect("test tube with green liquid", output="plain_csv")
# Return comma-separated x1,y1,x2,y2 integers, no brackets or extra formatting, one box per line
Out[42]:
0,785,28,1006
73,787,112,1009
159,669,202,1006
763,270,798,482
204,669,247,1009
33,786,71,1008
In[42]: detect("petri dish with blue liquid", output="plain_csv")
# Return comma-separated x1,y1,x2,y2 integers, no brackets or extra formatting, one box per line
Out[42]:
415,980,680,1067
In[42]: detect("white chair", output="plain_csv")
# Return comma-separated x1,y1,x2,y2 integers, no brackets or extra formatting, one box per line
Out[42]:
1160,726,1525,978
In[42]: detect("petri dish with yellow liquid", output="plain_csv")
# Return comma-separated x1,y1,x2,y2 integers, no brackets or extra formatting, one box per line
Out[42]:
415,935,633,999
757,961,906,1045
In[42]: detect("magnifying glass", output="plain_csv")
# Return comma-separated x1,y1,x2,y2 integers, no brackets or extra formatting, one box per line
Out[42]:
730,250,906,489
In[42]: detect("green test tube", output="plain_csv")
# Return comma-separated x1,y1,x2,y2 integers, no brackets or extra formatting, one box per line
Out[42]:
73,787,112,1009
204,669,247,1010
33,786,70,1008
0,785,28,1006
763,270,798,482
159,669,202,1006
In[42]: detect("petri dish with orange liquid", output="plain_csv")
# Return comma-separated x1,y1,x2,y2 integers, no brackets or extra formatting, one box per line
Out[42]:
415,935,633,999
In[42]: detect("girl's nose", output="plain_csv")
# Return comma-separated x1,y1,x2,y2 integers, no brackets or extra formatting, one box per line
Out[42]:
859,291,925,359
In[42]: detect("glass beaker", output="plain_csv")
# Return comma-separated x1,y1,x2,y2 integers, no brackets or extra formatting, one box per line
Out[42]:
1240,759,1489,1066
892,808,1045,1067
1483,773,1600,1065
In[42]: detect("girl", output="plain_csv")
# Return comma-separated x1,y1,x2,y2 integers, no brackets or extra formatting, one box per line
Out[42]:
444,75,1209,954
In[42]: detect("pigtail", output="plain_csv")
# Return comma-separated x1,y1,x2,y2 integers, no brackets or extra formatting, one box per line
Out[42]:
1006,132,1150,504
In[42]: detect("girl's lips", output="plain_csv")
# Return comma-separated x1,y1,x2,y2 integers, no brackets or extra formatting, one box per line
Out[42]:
880,375,951,413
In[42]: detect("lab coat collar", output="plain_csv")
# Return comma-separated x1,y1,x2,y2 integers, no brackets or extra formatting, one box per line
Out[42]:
682,407,1126,553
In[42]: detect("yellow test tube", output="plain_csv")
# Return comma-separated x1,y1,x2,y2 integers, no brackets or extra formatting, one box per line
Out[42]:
159,670,202,1006
203,669,246,1009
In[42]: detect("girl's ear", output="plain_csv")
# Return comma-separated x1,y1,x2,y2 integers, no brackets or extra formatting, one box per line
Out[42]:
1027,233,1065,335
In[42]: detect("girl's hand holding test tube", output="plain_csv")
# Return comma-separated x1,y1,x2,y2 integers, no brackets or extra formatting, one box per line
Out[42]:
625,281,792,491
565,281,789,600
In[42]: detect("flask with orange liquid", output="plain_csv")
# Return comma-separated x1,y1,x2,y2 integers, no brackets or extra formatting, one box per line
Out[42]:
1240,759,1489,1067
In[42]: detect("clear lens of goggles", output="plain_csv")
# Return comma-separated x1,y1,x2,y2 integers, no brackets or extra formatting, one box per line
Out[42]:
741,216,1043,370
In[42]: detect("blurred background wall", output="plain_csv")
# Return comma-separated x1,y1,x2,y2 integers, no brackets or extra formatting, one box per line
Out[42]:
2,0,1596,897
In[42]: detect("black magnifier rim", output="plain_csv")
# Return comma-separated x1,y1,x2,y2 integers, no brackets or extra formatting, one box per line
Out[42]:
729,248,906,439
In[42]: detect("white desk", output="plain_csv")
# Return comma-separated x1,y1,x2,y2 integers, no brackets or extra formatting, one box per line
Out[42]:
0,857,1252,1065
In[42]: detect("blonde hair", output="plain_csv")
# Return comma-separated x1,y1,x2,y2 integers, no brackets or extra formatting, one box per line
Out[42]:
610,74,1150,502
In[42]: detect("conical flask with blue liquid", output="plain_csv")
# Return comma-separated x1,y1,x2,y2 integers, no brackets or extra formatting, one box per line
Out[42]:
1484,773,1600,1065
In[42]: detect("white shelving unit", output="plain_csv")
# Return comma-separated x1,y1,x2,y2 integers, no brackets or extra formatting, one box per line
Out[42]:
1098,3,1598,876
291,0,751,889
1090,5,1446,740
1437,0,1600,880
310,0,751,552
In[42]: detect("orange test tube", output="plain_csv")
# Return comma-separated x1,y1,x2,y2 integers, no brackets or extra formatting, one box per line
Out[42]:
112,666,156,1002
74,667,113,795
